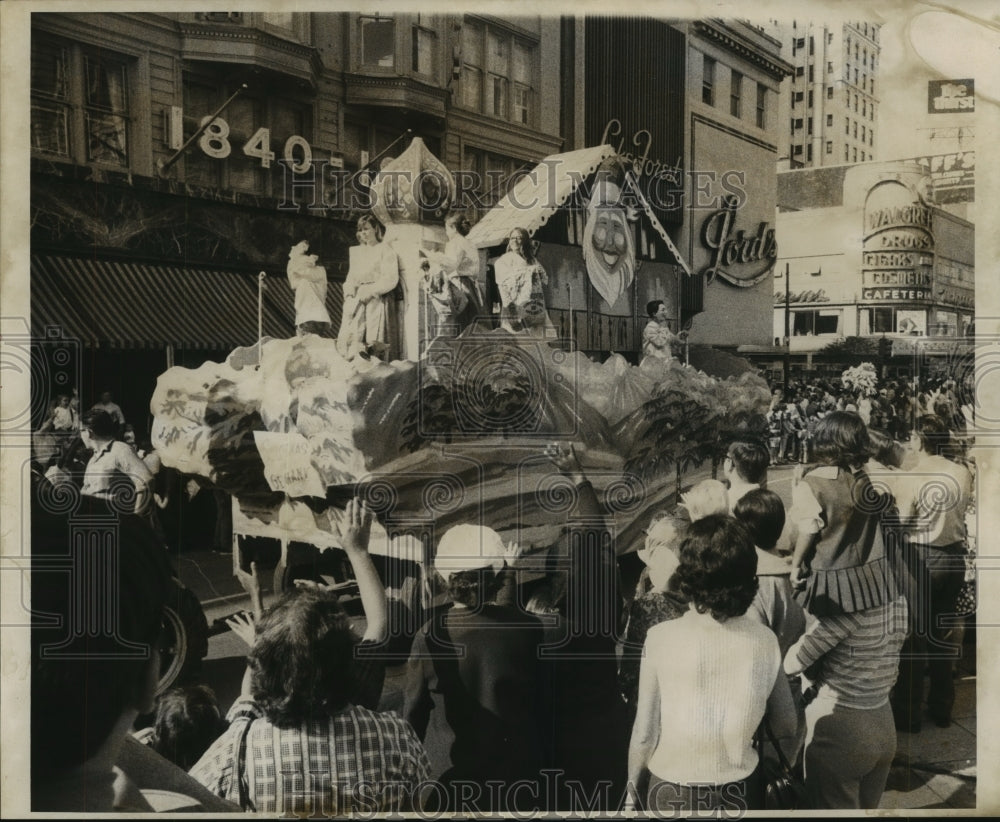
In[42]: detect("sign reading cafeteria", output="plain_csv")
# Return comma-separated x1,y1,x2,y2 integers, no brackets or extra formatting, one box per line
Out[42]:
861,179,935,303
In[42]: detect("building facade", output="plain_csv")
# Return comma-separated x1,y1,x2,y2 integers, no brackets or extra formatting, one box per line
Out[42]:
769,20,880,169
771,162,974,361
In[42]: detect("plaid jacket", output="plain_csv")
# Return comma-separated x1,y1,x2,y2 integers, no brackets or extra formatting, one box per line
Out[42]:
189,698,431,814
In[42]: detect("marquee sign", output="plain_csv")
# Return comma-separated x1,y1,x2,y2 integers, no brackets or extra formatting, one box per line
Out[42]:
699,195,776,287
861,180,935,304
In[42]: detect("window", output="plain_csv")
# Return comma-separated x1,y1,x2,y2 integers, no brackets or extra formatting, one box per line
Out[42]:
863,48,867,67
702,55,716,105
361,15,395,68
460,21,536,126
412,26,435,76
808,65,814,82
796,37,805,49
793,144,803,155
854,68,859,85
854,94,858,112
795,66,805,77
826,140,832,154
807,116,813,134
807,143,813,161
486,32,508,117
862,73,867,90
845,118,850,135
794,91,804,103
828,61,833,73
861,150,866,161
845,144,849,161
870,78,875,94
853,121,858,137
853,146,857,162
862,99,866,116
827,31,833,45
826,114,833,127
793,310,840,335
808,90,813,107
31,34,131,167
809,36,815,55
869,131,874,146
861,124,866,141
793,118,803,130
730,70,742,118
826,86,833,99
756,83,766,128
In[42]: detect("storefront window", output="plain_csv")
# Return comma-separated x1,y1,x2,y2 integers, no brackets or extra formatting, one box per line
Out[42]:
793,310,840,335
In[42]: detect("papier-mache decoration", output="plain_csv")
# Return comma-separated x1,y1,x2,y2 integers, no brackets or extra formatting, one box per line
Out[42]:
582,174,637,307
370,137,456,226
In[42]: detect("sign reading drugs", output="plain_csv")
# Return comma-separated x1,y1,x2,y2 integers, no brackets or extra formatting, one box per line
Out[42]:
928,79,974,113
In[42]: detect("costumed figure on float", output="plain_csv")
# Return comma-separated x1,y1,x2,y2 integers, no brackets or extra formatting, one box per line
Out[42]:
419,212,486,338
494,227,556,336
337,214,400,360
286,240,332,336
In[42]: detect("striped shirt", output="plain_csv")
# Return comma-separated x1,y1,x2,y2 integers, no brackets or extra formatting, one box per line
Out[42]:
784,594,908,710
189,698,430,815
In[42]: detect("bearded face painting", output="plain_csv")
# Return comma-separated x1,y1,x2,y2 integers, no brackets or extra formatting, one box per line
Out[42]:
582,180,636,308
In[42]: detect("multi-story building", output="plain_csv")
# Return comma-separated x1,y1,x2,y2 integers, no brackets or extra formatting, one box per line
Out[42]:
760,161,974,379
28,12,565,424
769,20,880,169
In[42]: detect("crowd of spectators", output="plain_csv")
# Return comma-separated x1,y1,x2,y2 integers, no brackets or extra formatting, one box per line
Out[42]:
30,370,976,814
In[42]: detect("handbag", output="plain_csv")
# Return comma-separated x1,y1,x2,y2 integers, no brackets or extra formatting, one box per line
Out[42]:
759,717,808,810
235,717,256,811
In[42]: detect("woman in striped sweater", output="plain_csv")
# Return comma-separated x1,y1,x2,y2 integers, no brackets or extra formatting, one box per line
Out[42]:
784,590,909,808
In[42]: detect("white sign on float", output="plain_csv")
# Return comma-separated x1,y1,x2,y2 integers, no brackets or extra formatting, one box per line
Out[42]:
253,431,327,498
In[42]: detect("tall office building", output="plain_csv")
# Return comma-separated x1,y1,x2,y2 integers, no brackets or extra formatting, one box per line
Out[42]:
770,20,880,168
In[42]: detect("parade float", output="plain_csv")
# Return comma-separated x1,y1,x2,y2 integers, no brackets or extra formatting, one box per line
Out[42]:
150,139,771,602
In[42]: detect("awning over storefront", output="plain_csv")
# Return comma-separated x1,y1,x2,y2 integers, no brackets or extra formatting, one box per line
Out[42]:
30,255,342,349
467,143,692,276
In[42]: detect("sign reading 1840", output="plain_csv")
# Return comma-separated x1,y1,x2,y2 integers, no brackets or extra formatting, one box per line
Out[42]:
928,79,974,114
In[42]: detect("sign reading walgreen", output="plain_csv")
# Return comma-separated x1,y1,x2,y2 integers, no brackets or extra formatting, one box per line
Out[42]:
862,180,934,304
928,79,974,114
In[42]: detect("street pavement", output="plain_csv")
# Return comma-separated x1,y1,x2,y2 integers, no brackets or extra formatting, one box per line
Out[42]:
176,461,977,811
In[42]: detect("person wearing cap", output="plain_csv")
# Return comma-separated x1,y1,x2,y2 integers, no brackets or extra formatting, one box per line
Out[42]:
402,523,547,813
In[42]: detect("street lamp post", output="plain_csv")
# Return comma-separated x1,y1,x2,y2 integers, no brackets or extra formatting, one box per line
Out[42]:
783,262,790,391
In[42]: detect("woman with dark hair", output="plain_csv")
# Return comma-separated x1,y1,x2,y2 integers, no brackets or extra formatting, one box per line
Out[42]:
190,499,430,814
337,214,400,360
79,409,153,515
788,410,895,617
493,227,554,336
138,685,228,771
627,515,798,813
